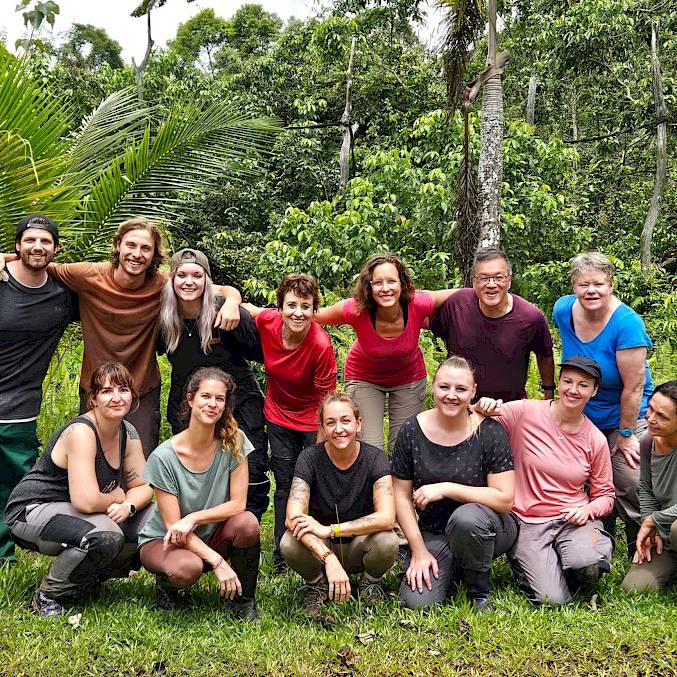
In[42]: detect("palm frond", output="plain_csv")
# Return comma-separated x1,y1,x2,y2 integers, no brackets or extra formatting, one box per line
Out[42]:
66,88,150,185
0,48,78,246
64,102,280,259
438,0,484,113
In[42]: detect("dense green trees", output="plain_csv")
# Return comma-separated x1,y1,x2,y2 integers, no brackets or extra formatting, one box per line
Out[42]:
2,1,674,348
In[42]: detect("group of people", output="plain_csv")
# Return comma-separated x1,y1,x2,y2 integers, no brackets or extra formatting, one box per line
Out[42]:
0,214,674,621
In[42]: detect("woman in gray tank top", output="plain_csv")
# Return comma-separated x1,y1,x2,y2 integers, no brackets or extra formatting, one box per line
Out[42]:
5,362,153,617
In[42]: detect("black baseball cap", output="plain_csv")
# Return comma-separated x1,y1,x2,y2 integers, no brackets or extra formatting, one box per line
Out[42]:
559,355,602,384
15,214,59,246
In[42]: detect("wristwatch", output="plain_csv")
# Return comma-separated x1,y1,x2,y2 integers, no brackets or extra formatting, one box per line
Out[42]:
618,428,634,438
123,501,137,516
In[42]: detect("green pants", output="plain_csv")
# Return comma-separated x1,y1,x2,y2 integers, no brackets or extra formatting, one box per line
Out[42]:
0,421,39,561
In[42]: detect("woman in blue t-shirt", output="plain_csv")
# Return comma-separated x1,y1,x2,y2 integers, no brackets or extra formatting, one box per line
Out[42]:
553,252,654,556
138,367,261,620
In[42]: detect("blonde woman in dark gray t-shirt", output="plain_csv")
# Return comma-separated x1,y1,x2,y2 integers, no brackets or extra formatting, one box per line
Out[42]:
138,367,261,621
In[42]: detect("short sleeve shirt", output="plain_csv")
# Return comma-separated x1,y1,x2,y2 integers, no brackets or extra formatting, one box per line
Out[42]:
553,295,654,429
343,291,435,387
0,269,75,420
391,416,514,533
138,434,253,547
293,442,391,531
255,309,337,431
48,262,166,396
431,289,553,401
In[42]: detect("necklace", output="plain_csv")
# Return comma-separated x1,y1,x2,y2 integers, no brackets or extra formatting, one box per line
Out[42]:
184,318,198,337
326,442,359,469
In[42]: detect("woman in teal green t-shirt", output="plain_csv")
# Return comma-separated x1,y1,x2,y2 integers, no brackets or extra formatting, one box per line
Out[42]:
138,366,261,620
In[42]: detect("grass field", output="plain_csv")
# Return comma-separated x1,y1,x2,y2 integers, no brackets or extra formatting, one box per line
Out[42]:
1,334,675,676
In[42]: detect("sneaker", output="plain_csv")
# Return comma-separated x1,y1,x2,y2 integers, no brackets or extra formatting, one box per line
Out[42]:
155,576,180,611
303,576,329,618
358,576,388,606
33,591,64,617
231,597,260,623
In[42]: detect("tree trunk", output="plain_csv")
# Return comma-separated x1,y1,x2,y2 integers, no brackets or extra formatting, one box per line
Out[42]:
640,23,667,269
571,86,578,142
477,0,503,250
339,36,357,190
526,76,537,126
132,6,154,102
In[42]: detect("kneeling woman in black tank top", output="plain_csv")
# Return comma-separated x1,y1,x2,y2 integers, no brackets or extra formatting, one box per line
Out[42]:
5,362,153,617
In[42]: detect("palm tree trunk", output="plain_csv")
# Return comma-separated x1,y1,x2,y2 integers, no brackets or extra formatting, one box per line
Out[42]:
477,0,503,249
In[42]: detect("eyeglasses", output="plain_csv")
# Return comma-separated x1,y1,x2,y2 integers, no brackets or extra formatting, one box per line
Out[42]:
370,278,400,290
474,274,510,285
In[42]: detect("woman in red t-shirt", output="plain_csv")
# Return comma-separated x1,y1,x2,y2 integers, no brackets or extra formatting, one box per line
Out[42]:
315,253,455,451
243,274,337,572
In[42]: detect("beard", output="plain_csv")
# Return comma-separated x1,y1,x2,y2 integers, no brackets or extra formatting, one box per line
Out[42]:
19,249,54,272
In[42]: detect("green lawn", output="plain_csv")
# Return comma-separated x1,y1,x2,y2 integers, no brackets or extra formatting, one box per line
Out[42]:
1,513,676,677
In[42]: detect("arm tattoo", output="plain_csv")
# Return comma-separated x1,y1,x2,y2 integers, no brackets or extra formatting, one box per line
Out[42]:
374,476,394,497
289,477,310,506
124,467,140,484
341,516,376,533
125,423,140,440
303,533,332,560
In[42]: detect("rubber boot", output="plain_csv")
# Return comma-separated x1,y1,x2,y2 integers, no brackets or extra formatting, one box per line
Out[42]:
229,542,260,622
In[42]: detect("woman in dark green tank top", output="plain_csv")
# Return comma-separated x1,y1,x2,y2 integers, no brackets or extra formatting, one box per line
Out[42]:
6,362,153,617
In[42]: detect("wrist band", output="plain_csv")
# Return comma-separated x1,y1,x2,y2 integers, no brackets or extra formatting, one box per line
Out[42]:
320,550,333,564
332,524,341,540
541,384,556,391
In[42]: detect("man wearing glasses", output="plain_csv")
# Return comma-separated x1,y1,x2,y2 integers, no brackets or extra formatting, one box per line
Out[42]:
431,247,555,402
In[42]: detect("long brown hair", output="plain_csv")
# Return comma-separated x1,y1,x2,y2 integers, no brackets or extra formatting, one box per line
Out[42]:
352,253,417,314
179,367,243,460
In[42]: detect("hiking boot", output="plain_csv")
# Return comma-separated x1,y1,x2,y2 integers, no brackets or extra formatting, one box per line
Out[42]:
358,576,388,606
303,576,329,618
470,595,493,613
155,576,180,611
33,591,64,617
231,597,260,623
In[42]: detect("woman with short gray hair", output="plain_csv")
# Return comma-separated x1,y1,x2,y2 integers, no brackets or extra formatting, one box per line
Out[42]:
553,252,654,558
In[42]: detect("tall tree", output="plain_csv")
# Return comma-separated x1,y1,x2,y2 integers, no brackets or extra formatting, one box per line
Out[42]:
57,23,124,70
640,22,667,269
440,0,509,259
170,8,229,73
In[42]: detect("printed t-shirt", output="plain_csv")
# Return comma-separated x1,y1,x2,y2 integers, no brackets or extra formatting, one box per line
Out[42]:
553,295,654,429
343,291,435,387
494,399,615,523
0,269,76,421
138,434,253,547
293,441,391,537
49,262,166,396
255,308,336,431
431,289,553,401
639,435,677,546
391,416,514,534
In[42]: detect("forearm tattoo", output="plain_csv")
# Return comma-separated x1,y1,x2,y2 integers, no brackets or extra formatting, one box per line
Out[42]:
289,477,310,506
124,467,140,484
